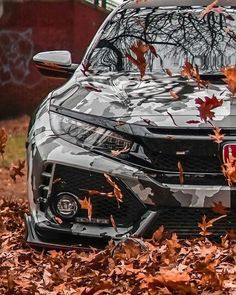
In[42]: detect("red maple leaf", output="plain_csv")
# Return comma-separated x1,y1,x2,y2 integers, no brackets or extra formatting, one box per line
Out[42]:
195,95,223,121
126,40,156,79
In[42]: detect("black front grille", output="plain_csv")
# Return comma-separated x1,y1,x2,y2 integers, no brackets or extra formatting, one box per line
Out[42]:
150,153,221,173
146,208,236,238
50,165,145,227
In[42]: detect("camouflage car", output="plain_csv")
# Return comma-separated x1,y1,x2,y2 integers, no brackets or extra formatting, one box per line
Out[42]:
25,0,236,248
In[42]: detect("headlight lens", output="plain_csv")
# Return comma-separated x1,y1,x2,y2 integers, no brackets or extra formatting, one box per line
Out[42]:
50,112,132,152
55,193,79,219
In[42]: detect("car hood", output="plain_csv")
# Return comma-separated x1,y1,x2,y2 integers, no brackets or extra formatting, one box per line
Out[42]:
51,72,235,128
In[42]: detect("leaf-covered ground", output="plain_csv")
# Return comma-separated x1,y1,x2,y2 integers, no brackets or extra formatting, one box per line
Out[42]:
1,198,236,295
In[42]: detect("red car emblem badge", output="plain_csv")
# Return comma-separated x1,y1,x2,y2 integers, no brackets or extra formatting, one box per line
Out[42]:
223,143,236,163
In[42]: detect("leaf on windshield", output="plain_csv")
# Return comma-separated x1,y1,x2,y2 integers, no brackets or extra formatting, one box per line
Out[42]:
208,126,225,144
221,66,236,97
126,40,156,79
195,95,223,122
181,60,208,88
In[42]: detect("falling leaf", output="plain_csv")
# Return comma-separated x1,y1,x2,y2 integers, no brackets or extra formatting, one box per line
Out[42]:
165,68,173,77
209,126,225,144
195,95,223,122
211,201,228,215
79,197,92,221
104,173,123,204
152,225,164,241
148,44,158,57
9,160,25,182
222,157,236,185
111,143,130,157
193,64,209,89
221,66,236,97
200,0,225,18
198,214,226,236
110,215,118,232
177,161,184,184
0,128,8,159
126,40,156,79
169,90,180,100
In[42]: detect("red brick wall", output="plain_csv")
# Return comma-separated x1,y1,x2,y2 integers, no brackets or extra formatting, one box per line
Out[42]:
0,0,108,118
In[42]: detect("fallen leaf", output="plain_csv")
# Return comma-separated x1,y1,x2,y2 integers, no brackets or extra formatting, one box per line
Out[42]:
177,161,184,184
0,128,8,159
9,160,25,182
208,126,225,144
79,197,93,221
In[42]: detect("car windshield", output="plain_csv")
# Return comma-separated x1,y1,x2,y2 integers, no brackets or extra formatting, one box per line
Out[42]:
86,5,236,75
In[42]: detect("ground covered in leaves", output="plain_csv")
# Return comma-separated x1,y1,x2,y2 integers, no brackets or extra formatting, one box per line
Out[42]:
0,198,236,295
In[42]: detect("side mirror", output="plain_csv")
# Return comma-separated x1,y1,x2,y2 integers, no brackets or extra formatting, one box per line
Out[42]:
33,50,78,78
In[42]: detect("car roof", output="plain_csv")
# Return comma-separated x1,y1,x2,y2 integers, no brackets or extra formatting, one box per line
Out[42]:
123,0,236,9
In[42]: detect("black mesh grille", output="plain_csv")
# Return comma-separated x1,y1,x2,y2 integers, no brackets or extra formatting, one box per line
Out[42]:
50,165,145,227
151,154,221,173
147,208,236,238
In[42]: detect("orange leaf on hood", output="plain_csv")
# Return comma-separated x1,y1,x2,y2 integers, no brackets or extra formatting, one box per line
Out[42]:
195,95,223,122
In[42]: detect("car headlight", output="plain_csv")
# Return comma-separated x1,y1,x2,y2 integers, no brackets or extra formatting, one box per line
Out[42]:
50,112,132,153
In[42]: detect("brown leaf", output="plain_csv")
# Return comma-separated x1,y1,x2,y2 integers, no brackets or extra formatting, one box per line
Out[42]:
79,197,92,221
177,161,184,184
221,66,236,97
126,40,156,79
198,214,226,236
208,126,225,144
152,225,164,241
0,127,8,159
104,173,123,204
195,95,223,122
211,201,228,215
222,157,236,185
9,160,25,182
200,0,225,18
110,215,118,232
